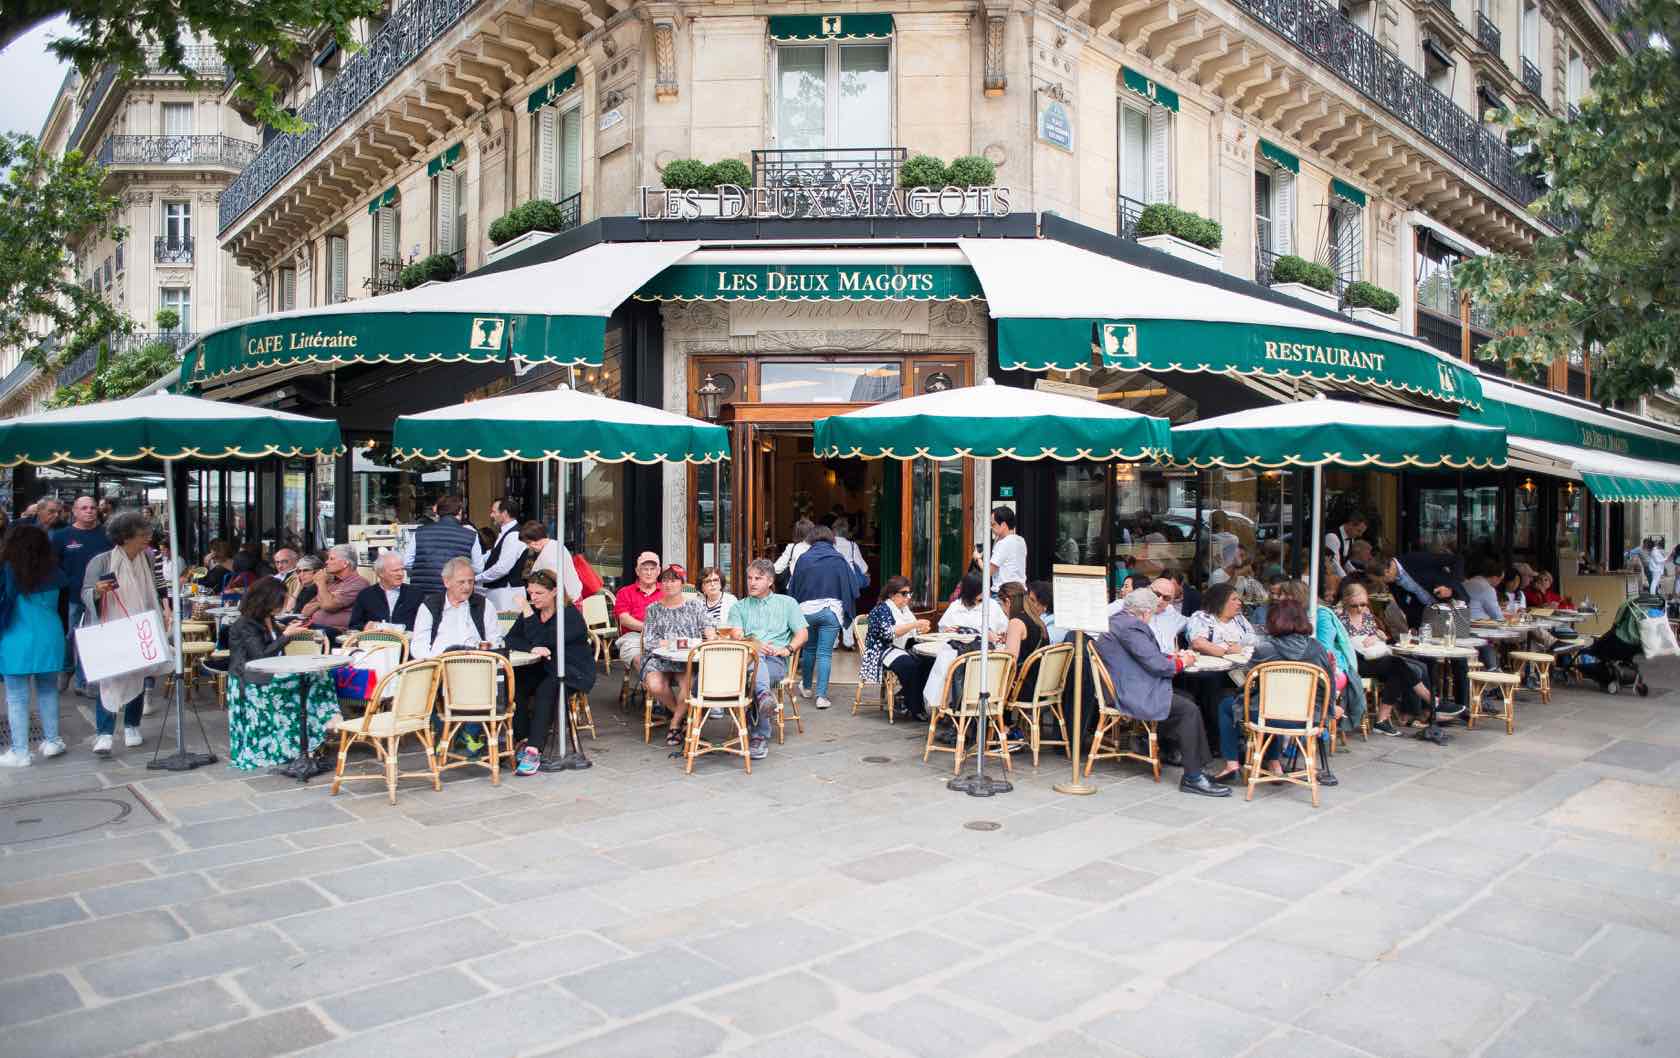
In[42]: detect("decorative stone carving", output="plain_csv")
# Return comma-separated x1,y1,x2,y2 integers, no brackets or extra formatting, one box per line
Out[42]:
1219,119,1253,163
984,14,1007,97
983,142,1008,166
653,20,678,102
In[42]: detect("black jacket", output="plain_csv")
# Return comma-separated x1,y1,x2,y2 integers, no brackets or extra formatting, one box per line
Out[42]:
1396,551,1466,627
227,616,286,683
504,606,596,692
348,582,424,631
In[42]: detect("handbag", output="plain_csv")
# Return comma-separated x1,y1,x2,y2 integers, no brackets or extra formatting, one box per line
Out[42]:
74,590,173,685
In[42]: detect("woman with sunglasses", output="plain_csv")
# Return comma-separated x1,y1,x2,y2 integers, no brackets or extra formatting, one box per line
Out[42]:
860,576,932,721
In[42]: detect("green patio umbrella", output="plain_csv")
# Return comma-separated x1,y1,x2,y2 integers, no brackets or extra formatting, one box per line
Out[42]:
0,394,345,771
392,384,729,770
1168,397,1507,613
815,380,1172,797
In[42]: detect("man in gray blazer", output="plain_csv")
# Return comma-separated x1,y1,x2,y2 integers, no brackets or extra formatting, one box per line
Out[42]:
1093,587,1230,798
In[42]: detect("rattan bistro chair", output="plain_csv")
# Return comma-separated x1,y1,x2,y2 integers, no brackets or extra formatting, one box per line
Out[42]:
580,593,617,666
772,646,804,743
435,651,518,785
851,616,897,722
281,631,328,656
1240,661,1333,807
330,659,444,805
680,641,756,774
923,650,1016,775
1084,640,1161,782
1007,643,1074,767
342,628,410,662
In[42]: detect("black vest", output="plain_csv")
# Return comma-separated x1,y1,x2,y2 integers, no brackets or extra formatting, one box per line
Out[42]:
421,592,488,648
410,516,478,596
480,523,522,589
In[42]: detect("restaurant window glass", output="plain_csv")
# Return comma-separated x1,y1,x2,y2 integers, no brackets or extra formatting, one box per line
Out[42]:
1559,482,1585,562
1054,463,1106,567
1464,484,1500,570
774,43,891,150
1513,477,1539,567
556,332,626,582
1112,466,1201,586
759,362,901,403
1417,484,1460,554
348,444,457,528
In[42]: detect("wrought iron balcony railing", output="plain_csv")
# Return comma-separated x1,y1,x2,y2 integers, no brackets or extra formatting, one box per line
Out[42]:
366,258,405,296
1522,57,1543,96
155,236,194,263
749,147,908,216
1117,194,1147,240
1257,247,1348,298
98,135,259,169
140,45,231,79
219,0,483,234
54,332,193,389
1231,0,1545,206
0,358,41,404
54,346,101,388
1475,12,1503,60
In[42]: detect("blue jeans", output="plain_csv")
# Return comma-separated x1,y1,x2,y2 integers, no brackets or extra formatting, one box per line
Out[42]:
65,600,87,688
799,609,841,698
95,692,144,736
749,654,788,741
1218,691,1328,764
4,674,60,753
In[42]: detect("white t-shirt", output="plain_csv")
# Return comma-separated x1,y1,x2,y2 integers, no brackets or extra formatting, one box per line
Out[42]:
991,532,1027,587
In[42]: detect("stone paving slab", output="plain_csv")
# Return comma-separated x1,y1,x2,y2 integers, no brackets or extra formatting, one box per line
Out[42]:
0,665,1675,1057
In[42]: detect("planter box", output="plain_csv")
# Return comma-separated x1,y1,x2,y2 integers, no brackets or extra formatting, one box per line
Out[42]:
1271,281,1339,312
1346,305,1402,332
1137,233,1223,272
486,229,558,264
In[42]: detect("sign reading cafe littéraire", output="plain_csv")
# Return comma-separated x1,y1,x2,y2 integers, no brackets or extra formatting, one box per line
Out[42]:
639,183,1012,221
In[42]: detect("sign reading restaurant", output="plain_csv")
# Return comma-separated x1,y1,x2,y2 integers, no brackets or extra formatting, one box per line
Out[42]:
639,183,1012,221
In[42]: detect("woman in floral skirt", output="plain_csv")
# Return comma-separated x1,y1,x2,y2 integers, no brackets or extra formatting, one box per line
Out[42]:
226,577,338,770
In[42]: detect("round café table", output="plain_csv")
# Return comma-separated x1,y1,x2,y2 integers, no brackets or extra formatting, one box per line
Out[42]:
245,653,347,782
1390,641,1477,745
1177,651,1244,747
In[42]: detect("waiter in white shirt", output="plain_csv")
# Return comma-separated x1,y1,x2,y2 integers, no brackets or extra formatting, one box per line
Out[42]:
1324,512,1367,579
988,506,1028,588
411,558,505,660
517,520,583,600
478,498,527,611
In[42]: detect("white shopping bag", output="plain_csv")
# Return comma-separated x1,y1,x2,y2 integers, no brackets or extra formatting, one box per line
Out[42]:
74,609,174,684
1638,615,1680,659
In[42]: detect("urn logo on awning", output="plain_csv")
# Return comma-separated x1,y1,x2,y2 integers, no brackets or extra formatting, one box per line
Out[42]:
470,317,507,352
1099,323,1139,368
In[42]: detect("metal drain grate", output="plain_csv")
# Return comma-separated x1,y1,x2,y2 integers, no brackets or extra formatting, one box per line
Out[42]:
963,820,1003,832
0,785,164,846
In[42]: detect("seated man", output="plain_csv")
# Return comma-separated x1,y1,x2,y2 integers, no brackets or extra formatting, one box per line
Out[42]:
300,545,369,640
613,551,662,666
349,552,425,631
1092,587,1229,798
730,558,809,762
411,557,505,660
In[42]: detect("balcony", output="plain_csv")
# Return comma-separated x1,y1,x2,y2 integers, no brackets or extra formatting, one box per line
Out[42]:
1230,0,1545,206
367,258,404,297
1417,272,1496,331
155,236,194,264
219,0,484,233
139,45,230,79
750,148,908,216
98,135,259,169
1522,57,1543,96
1117,194,1147,240
1428,0,1460,24
0,359,41,405
1257,247,1349,298
1475,13,1503,62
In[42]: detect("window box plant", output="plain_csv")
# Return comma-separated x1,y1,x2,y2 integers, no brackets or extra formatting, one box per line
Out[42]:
897,154,999,214
654,158,754,218
1268,254,1339,312
1135,204,1223,271
486,199,570,263
1341,280,1402,331
399,253,458,289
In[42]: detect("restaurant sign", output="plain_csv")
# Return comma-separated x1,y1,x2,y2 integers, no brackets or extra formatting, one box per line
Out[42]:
639,183,1012,221
634,264,985,302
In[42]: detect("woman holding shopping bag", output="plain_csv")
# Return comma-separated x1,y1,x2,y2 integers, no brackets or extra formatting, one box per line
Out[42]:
0,525,68,766
80,512,170,756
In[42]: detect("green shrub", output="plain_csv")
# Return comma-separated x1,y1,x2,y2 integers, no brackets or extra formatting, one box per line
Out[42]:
1342,280,1400,314
706,158,752,188
1271,254,1336,292
399,253,458,289
487,199,567,245
945,155,996,188
153,307,180,331
898,153,949,189
660,158,712,190
1135,204,1222,250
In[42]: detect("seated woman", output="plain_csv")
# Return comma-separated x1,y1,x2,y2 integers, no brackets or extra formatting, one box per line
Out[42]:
1524,569,1566,609
640,566,713,746
505,570,596,774
225,578,338,771
696,566,737,629
1337,578,1433,736
198,539,234,594
922,572,1007,714
1186,583,1256,658
860,575,932,721
1215,598,1338,784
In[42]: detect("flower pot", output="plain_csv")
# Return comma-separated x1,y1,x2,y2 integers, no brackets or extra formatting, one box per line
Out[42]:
1137,234,1223,272
1270,281,1339,312
486,229,558,264
1346,305,1402,332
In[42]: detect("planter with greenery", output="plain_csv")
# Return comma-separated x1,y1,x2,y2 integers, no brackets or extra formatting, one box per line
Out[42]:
1134,203,1223,271
399,253,458,289
486,199,573,262
1341,280,1402,330
1268,254,1339,311
658,157,754,216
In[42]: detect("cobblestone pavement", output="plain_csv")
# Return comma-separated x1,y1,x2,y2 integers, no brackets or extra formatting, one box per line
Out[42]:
0,655,1676,1058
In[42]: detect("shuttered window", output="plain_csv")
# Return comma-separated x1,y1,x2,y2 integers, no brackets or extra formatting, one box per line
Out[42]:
1118,101,1171,206
534,105,583,203
278,267,297,311
435,168,463,254
328,235,348,303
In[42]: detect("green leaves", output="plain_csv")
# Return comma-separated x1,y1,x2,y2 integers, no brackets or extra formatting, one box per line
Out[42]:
45,339,179,409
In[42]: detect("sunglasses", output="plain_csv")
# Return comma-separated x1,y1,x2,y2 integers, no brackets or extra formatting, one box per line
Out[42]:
895,588,912,597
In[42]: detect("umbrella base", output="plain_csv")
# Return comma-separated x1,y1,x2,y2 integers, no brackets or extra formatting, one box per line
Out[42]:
948,773,1013,797
147,750,218,772
544,750,593,772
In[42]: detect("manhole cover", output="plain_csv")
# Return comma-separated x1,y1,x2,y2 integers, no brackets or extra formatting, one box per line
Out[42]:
861,755,892,764
0,786,162,846
963,820,1003,832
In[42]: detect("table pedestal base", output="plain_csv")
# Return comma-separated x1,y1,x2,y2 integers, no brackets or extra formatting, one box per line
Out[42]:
948,773,1013,797
148,750,217,772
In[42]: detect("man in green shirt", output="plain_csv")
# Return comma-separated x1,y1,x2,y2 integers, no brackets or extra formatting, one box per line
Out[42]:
730,558,808,760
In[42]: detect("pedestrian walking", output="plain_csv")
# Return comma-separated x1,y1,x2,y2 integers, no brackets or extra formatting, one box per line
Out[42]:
53,495,113,697
81,513,167,756
0,525,67,766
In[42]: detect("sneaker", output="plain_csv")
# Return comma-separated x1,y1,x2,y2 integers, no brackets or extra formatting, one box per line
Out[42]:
1434,704,1467,720
0,749,30,768
799,685,814,700
514,747,541,776
124,726,143,748
462,733,485,754
749,737,768,760
815,696,831,711
142,697,158,716
1006,727,1026,744
1372,719,1402,737
39,739,66,758
93,734,112,756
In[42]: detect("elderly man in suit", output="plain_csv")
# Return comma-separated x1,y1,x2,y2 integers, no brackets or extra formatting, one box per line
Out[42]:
348,552,425,631
1093,587,1230,798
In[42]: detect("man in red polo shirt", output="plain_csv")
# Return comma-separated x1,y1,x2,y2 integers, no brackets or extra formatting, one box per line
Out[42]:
614,551,662,665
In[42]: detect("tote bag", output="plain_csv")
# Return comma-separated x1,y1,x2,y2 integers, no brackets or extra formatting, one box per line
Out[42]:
74,594,173,685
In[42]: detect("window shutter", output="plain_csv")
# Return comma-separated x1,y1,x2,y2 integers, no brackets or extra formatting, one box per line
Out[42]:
297,257,312,308
1273,171,1295,254
436,171,456,253
378,207,398,262
281,268,297,311
1147,106,1171,204
560,107,583,201
1119,106,1147,202
536,108,559,201
329,236,348,303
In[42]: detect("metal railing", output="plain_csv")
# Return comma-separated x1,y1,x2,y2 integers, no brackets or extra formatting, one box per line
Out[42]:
155,236,194,263
750,147,908,216
98,135,259,169
1522,57,1543,96
54,346,101,388
366,258,404,296
1416,273,1496,331
1232,0,1545,205
140,45,231,79
1475,12,1503,60
54,332,193,389
0,359,41,404
1258,247,1349,298
449,247,466,275
219,0,483,233
1117,194,1147,240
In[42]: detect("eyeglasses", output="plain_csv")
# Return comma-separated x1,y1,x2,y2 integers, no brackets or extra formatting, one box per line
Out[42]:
895,588,912,597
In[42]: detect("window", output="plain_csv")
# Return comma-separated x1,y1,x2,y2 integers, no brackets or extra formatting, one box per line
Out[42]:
373,204,399,269
114,240,124,274
161,102,193,161
1327,201,1362,285
433,166,466,254
277,267,297,311
1423,38,1454,97
1341,0,1375,31
1521,0,1540,63
1567,49,1586,107
162,200,191,249
296,249,312,310
327,234,349,303
1118,101,1170,207
102,257,113,289
774,43,891,150
534,104,582,204
1254,167,1294,255
159,287,190,332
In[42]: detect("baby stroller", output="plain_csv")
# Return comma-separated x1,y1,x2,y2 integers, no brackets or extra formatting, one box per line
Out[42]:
1559,594,1661,696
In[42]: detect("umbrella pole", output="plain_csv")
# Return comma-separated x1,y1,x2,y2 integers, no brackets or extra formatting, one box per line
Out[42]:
552,457,590,771
1309,464,1323,620
950,468,1011,798
149,461,215,771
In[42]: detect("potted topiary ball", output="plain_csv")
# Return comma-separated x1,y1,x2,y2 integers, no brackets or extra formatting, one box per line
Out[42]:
1342,280,1402,330
1135,203,1224,271
1268,254,1340,312
485,198,572,264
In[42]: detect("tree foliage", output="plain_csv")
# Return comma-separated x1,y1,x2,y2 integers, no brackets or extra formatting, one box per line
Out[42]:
0,133,130,375
1457,0,1680,402
46,338,179,408
3,0,379,131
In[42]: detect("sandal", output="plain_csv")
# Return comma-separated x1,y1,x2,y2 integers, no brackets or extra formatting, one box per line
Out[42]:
664,729,683,747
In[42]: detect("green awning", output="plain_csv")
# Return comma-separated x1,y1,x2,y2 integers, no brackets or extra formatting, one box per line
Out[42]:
1259,139,1299,173
1463,379,1680,465
426,143,463,177
1169,401,1505,470
1331,178,1367,207
1582,474,1680,503
634,264,984,302
0,393,343,467
525,65,578,112
365,186,397,214
768,14,894,41
1121,67,1180,112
